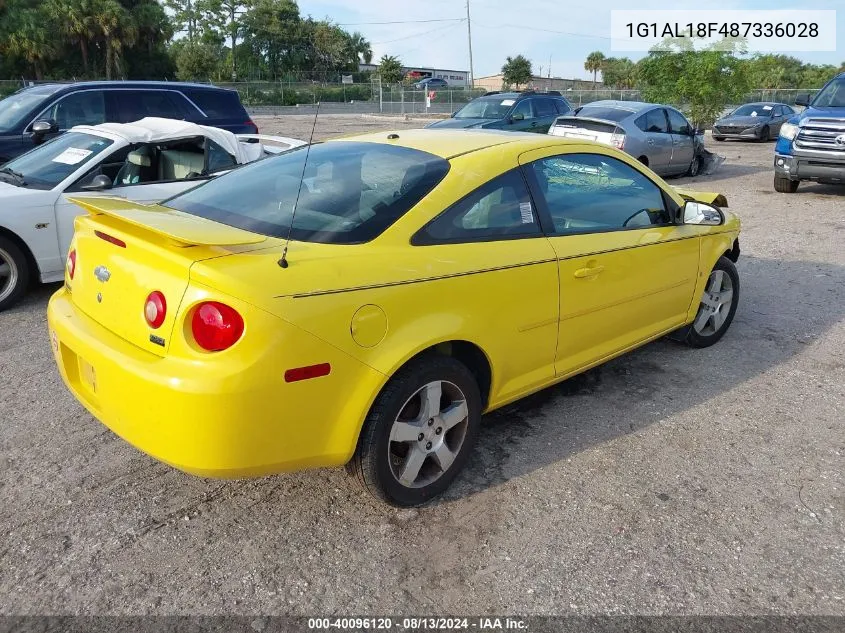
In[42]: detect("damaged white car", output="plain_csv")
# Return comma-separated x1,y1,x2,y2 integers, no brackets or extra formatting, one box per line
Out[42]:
0,117,303,310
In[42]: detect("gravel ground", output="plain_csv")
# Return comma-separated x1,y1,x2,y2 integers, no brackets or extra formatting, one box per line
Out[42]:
1,115,843,616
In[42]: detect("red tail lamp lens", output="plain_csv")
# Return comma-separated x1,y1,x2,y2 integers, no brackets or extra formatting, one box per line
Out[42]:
144,291,167,329
191,302,244,351
66,249,76,279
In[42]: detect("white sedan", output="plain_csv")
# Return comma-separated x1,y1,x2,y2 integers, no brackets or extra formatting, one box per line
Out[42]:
0,117,303,310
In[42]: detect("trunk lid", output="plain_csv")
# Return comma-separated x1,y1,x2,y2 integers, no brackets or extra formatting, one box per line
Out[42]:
66,196,269,356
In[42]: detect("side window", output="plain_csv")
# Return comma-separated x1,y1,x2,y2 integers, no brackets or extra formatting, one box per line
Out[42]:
634,114,648,132
512,99,533,119
529,153,671,235
183,90,243,118
113,91,187,122
46,91,106,129
206,140,237,173
782,105,795,116
70,145,133,191
644,109,668,133
414,169,540,244
534,98,557,118
667,109,691,135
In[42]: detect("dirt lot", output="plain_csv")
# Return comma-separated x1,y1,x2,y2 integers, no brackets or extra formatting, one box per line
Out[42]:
1,114,843,615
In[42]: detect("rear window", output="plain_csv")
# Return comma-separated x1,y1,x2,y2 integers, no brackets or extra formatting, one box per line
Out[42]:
574,106,632,122
164,142,450,244
183,89,244,118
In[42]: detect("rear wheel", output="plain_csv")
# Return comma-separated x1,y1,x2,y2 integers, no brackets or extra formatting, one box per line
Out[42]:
638,156,649,167
681,256,739,348
348,355,482,506
774,175,799,193
0,236,30,312
713,135,725,142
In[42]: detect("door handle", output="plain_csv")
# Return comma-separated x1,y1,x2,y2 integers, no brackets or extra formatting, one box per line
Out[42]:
647,139,654,145
574,264,605,278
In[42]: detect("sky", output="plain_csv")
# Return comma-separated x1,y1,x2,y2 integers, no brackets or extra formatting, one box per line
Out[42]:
295,0,844,80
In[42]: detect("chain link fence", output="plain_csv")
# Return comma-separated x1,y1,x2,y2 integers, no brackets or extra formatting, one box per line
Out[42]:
0,79,822,116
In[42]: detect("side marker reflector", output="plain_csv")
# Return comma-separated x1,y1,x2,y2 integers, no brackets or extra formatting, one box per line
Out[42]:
284,363,331,383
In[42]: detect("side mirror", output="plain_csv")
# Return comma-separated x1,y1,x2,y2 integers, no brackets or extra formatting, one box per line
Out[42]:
81,174,113,191
511,112,524,122
682,200,723,226
31,119,58,140
794,93,810,107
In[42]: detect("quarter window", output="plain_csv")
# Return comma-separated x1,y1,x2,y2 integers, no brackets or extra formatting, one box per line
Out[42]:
529,153,671,235
534,98,557,117
414,169,540,244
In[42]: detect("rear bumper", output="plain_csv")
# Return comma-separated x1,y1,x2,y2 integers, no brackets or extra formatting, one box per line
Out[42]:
47,288,385,478
774,153,845,182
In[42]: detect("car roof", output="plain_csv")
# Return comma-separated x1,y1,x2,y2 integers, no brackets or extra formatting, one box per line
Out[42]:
579,100,659,113
22,81,236,93
330,128,586,160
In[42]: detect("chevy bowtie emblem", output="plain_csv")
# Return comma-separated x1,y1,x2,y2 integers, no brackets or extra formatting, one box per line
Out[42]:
94,265,111,282
835,134,845,146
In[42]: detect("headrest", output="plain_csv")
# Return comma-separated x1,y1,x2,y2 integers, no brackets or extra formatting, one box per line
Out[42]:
128,150,152,167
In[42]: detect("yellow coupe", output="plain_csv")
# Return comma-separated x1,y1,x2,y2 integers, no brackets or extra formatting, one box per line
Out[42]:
47,129,741,506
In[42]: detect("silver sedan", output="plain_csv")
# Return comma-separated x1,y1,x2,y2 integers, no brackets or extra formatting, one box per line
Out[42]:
548,100,703,177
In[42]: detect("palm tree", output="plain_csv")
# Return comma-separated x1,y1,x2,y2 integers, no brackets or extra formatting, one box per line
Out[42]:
4,8,56,79
46,0,97,75
584,50,606,88
94,0,135,79
350,31,372,65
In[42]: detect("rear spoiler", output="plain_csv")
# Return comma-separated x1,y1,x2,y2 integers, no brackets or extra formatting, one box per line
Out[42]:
67,196,267,246
552,115,623,129
236,134,306,154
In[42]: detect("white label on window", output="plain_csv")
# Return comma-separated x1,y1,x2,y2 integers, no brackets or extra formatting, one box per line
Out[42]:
762,105,773,110
519,201,534,224
500,99,515,106
750,111,758,117
52,148,93,165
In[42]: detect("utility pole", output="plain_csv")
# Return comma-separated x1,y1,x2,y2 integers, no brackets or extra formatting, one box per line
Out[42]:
466,0,474,89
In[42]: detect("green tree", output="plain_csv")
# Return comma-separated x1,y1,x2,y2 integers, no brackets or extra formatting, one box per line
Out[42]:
377,54,403,84
241,0,301,79
638,38,750,127
600,57,635,89
45,0,97,74
501,54,532,89
584,50,605,87
350,31,372,65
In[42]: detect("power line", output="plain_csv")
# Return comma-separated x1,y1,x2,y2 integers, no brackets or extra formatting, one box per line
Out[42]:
372,21,465,45
474,20,612,40
337,18,464,26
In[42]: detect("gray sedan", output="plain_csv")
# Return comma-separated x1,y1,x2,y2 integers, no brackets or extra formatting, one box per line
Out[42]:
712,102,795,141
548,101,703,177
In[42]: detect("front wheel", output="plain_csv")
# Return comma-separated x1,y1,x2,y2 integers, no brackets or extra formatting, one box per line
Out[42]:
774,175,799,193
0,236,30,312
687,154,701,177
681,256,740,348
759,126,770,142
348,355,482,506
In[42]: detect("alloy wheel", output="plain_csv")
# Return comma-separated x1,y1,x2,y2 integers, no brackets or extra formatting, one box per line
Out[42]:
0,246,19,304
387,380,469,488
693,269,734,336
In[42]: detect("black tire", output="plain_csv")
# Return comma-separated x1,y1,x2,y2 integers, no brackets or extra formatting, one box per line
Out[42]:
679,256,740,348
0,236,30,312
773,175,799,193
638,156,649,167
759,126,770,142
348,355,482,506
713,135,725,142
686,154,701,177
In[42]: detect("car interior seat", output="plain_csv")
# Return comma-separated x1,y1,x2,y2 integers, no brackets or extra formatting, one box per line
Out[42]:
486,186,528,229
114,147,155,185
158,149,205,180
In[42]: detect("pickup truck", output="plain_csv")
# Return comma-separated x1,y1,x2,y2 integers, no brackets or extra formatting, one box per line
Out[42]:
774,72,845,193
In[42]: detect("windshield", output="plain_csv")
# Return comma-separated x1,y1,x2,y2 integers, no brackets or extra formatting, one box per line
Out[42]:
812,77,845,108
454,97,516,119
3,132,112,189
575,106,632,122
0,87,58,132
730,104,773,117
164,141,450,244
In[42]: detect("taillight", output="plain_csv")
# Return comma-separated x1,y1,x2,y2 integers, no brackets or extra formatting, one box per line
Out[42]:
191,302,244,351
144,291,167,329
246,119,257,132
611,133,625,150
66,249,76,280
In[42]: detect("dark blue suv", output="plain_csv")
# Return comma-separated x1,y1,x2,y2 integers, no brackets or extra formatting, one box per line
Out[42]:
0,81,257,163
